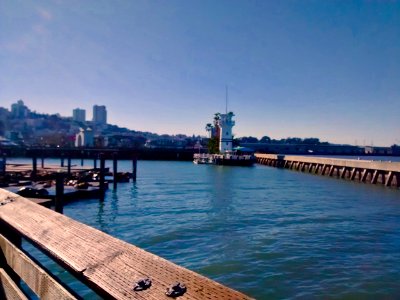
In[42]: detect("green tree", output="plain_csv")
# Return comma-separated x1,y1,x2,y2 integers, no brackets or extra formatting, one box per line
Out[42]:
208,137,219,154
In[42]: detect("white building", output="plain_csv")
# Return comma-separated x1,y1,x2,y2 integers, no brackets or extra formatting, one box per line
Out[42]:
93,105,107,125
217,112,235,153
75,128,94,147
72,108,86,122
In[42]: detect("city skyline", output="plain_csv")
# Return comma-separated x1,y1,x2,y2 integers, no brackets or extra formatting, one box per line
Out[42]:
1,1,399,146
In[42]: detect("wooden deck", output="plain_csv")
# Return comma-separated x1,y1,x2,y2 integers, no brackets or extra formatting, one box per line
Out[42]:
0,189,252,299
5,163,93,174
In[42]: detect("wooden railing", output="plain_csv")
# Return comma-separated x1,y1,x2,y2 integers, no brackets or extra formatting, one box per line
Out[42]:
0,189,252,299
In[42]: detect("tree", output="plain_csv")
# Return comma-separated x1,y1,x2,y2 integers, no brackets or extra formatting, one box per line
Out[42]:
260,136,271,143
208,137,219,154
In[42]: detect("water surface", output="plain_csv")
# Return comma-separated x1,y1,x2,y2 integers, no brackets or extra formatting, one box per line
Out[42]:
15,159,400,299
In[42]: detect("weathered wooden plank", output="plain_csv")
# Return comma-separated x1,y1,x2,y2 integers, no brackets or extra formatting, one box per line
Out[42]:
0,234,76,300
0,190,252,300
0,268,28,300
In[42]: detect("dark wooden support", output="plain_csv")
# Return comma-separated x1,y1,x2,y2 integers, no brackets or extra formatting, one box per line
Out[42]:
41,156,44,168
350,168,357,180
1,154,6,174
360,169,368,182
340,167,347,179
60,155,64,167
55,172,64,214
380,172,386,184
112,153,118,190
328,165,335,176
385,171,394,187
31,156,37,181
94,157,97,169
371,170,379,184
99,154,105,201
67,157,71,177
132,157,137,182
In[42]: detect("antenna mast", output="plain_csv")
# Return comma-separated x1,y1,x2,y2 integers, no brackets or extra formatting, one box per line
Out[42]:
225,85,228,114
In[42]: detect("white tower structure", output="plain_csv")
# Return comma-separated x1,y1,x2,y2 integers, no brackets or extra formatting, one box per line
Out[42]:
217,112,235,153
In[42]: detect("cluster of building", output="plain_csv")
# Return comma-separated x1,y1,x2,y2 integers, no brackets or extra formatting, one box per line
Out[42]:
0,100,203,150
0,100,398,156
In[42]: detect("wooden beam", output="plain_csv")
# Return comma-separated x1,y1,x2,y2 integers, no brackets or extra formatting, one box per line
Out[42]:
371,170,379,184
0,268,28,300
360,169,369,182
350,168,357,180
340,167,347,179
0,190,252,300
0,234,76,300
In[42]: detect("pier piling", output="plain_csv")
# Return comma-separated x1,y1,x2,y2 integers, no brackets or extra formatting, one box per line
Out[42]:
132,157,137,182
113,153,118,190
0,154,6,174
55,172,64,214
31,157,37,181
67,157,71,177
99,154,105,201
256,154,400,189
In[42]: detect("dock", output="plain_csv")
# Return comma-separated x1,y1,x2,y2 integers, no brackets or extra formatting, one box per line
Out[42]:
256,154,400,188
0,189,252,299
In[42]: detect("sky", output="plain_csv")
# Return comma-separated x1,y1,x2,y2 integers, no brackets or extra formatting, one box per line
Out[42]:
0,0,399,146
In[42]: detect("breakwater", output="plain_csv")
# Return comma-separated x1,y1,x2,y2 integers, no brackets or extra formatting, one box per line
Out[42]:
256,154,400,187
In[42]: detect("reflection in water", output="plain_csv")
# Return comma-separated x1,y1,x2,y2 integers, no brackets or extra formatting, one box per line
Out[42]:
96,200,107,233
47,160,400,299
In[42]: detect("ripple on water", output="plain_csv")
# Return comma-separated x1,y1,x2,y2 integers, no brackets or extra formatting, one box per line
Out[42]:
23,160,400,299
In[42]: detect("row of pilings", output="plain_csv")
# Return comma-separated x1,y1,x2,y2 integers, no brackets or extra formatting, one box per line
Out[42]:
256,154,400,188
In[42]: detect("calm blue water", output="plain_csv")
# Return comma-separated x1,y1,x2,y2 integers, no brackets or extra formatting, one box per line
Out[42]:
13,159,400,299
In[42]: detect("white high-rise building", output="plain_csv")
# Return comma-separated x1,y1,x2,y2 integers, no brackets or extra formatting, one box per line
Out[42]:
93,105,107,125
217,112,235,153
72,108,86,122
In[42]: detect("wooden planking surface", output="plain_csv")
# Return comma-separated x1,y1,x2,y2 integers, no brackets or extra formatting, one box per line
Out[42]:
0,189,252,300
0,233,76,300
0,268,28,300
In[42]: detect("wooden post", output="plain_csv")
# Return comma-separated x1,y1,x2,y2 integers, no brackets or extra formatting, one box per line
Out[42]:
94,157,97,169
41,156,44,168
99,154,105,201
385,171,394,187
132,156,137,182
67,157,71,177
81,151,84,166
55,172,64,214
112,153,117,190
32,156,37,181
1,154,6,174
60,154,64,167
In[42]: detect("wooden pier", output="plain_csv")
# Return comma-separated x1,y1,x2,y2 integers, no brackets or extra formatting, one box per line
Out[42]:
0,189,252,299
256,154,400,188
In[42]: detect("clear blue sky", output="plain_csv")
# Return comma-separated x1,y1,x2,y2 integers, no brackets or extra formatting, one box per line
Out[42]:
1,0,399,146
